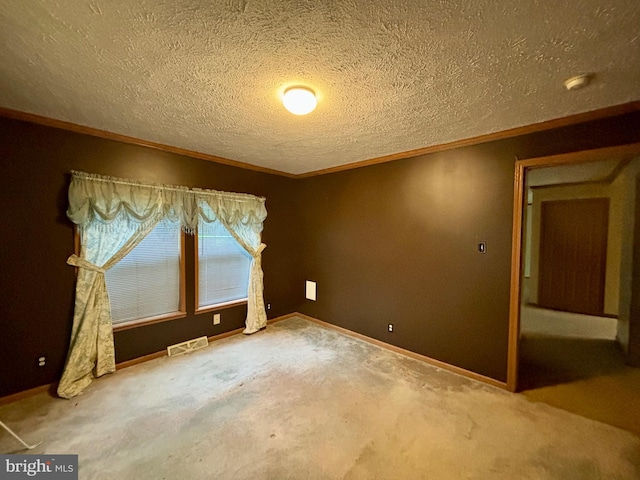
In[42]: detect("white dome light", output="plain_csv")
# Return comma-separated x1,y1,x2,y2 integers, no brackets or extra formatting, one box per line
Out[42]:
282,87,317,115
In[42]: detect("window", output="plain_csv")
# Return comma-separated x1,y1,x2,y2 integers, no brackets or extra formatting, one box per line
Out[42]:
104,221,184,328
197,220,252,311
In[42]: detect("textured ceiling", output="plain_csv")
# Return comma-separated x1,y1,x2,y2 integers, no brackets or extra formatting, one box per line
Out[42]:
1,1,639,175
527,159,621,187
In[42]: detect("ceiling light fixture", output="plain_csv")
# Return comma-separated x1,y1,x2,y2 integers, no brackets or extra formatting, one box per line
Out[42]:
282,87,317,115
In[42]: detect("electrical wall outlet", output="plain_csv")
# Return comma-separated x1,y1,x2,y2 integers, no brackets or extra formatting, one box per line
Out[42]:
213,313,221,325
267,303,271,310
388,324,394,332
38,356,46,367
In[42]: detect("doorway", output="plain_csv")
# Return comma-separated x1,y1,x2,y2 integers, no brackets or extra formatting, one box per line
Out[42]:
506,143,640,434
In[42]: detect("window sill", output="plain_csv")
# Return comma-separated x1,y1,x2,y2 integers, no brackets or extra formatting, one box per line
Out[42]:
112,311,187,332
195,298,248,315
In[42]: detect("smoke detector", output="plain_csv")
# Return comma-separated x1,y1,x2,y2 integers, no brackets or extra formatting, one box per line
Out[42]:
564,74,592,91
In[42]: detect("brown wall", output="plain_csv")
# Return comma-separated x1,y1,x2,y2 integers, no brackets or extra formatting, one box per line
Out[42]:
2,111,640,397
0,117,300,397
295,112,640,382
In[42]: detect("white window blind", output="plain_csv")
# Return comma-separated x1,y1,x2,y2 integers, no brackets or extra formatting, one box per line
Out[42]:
198,221,251,309
105,222,181,325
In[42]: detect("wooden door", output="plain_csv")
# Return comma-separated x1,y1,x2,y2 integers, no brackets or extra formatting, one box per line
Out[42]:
538,198,609,316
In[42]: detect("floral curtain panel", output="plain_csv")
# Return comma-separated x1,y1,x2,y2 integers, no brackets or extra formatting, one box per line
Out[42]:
58,171,267,399
197,198,267,334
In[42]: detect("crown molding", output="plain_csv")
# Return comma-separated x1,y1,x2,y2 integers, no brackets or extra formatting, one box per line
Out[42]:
2,101,639,179
296,101,640,178
0,107,296,178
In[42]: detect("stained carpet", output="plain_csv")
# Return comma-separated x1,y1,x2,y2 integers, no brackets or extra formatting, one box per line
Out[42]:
1,317,639,479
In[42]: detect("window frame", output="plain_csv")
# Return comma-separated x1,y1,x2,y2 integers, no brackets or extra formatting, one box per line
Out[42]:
194,226,249,315
73,227,187,332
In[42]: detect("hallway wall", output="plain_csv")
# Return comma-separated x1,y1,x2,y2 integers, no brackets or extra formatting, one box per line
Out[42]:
528,182,620,315
613,157,640,361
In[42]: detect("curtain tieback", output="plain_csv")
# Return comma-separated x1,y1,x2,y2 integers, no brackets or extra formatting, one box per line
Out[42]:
66,254,106,274
250,243,267,258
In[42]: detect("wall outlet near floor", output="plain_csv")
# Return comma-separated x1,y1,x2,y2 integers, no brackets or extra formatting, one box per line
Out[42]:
38,356,46,367
267,303,271,310
388,324,394,332
213,313,221,325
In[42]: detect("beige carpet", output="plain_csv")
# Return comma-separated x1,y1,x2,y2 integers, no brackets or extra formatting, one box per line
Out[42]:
519,333,640,436
1,316,639,479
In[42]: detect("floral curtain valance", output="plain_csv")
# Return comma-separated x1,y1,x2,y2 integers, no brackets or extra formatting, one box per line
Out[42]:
67,170,267,234
58,171,268,399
